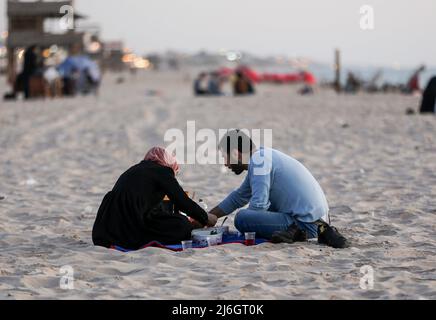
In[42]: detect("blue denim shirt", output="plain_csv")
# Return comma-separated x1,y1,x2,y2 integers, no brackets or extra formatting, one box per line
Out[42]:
218,148,329,223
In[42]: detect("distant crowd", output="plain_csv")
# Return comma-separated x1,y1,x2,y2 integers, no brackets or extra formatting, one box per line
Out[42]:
4,43,101,101
344,65,435,114
193,69,255,97
344,65,427,95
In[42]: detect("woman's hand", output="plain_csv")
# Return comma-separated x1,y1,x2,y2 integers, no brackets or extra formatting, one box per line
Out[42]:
189,214,218,228
188,217,204,229
207,213,218,227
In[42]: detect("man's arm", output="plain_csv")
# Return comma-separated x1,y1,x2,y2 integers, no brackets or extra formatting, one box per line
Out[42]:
211,175,251,217
247,149,273,211
248,166,272,211
156,167,209,226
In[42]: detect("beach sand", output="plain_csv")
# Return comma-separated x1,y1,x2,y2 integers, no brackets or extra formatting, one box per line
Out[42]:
0,71,435,300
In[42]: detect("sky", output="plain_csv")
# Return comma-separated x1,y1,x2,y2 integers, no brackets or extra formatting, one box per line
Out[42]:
1,0,435,67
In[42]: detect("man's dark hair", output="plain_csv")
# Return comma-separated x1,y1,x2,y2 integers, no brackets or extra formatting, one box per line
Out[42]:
219,129,255,156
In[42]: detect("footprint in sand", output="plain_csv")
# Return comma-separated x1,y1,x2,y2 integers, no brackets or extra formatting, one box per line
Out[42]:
147,279,172,286
370,229,398,236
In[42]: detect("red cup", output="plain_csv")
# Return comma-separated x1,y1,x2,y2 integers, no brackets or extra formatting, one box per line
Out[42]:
244,232,256,246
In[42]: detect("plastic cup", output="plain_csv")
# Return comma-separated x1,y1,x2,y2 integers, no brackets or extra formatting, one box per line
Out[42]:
217,233,223,244
207,236,218,247
244,232,256,246
181,240,193,251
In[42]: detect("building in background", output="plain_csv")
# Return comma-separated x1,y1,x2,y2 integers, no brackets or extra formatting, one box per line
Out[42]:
101,41,126,72
5,0,87,85
77,22,104,64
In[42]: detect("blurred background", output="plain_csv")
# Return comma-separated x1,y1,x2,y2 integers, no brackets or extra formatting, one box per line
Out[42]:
0,0,435,98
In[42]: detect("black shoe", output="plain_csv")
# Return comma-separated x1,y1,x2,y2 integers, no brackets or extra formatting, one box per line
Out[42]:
317,222,350,249
271,224,307,244
3,92,17,101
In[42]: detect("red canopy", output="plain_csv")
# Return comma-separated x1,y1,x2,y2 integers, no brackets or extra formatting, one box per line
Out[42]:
302,71,317,85
215,67,317,85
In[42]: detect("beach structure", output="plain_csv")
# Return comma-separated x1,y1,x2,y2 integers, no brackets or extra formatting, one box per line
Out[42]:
101,41,152,72
0,33,7,74
101,41,126,72
5,0,87,85
334,49,342,93
76,23,104,61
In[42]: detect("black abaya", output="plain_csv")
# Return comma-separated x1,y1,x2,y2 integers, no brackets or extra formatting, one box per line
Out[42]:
92,161,208,249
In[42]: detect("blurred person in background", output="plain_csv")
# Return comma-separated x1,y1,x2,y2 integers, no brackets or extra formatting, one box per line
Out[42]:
405,65,426,94
4,45,42,100
194,72,209,96
233,70,255,96
420,76,436,114
208,72,223,96
58,43,101,96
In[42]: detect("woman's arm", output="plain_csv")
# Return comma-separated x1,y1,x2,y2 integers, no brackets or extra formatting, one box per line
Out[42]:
156,168,209,226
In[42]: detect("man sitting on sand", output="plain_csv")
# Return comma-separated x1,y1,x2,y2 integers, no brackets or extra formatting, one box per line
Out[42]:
209,130,349,248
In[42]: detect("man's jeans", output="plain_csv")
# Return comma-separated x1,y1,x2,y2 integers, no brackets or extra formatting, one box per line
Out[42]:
234,209,319,239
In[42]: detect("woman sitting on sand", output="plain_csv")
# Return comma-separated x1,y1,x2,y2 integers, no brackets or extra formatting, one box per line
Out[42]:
92,147,217,250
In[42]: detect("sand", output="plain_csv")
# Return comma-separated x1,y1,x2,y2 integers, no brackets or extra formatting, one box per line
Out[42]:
0,71,435,300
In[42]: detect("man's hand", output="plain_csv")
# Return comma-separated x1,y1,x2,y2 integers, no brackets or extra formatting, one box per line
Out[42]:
207,213,218,227
209,206,227,219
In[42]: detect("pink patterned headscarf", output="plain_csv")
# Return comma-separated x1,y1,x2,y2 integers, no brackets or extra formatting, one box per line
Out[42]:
144,147,180,175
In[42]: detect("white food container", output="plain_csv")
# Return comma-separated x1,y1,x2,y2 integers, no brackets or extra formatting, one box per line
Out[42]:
214,226,230,235
191,228,223,246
